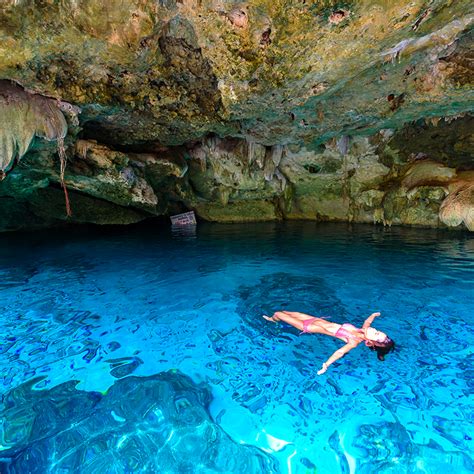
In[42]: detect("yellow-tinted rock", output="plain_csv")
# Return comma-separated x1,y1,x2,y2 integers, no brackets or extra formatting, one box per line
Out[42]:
401,160,456,190
440,173,474,230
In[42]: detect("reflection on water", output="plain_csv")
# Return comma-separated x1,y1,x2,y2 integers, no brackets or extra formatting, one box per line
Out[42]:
0,222,472,473
171,223,197,240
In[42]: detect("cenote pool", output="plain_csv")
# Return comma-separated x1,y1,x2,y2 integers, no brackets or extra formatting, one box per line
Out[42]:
0,222,472,473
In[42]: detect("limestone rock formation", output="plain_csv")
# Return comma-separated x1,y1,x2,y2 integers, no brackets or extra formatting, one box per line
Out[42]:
0,1,473,231
439,173,474,231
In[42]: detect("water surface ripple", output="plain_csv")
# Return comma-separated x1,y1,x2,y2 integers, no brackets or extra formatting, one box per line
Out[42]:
0,222,472,473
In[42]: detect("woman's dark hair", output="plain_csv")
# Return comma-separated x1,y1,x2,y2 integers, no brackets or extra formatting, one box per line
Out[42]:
369,337,395,361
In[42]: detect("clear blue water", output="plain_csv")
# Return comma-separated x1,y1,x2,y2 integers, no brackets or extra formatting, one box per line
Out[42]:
0,222,473,473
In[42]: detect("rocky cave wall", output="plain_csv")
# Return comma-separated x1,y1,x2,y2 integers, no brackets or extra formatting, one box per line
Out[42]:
0,0,473,231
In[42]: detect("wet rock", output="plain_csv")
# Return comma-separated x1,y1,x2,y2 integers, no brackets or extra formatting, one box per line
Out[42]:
195,199,279,223
387,115,474,170
75,139,128,169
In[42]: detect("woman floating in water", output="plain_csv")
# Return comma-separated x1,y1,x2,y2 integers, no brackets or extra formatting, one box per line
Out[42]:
263,311,395,375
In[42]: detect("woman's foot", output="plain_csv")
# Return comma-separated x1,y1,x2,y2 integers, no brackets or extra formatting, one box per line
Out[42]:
263,314,278,323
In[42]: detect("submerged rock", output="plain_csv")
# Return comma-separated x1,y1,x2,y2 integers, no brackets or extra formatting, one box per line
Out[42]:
0,372,277,473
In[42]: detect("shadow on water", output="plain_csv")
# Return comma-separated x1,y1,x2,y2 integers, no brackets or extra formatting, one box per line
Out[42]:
237,272,347,333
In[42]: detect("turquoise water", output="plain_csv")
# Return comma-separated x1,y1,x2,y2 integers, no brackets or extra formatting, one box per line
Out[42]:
0,222,472,473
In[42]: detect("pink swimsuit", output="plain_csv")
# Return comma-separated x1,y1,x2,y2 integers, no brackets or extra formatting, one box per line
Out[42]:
335,323,362,343
300,319,364,344
300,316,329,334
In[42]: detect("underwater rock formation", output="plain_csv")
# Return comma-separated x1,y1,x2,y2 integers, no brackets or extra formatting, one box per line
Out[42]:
0,371,276,473
0,1,473,230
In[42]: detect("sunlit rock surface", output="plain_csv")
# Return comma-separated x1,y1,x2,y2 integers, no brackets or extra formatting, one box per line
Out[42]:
0,372,276,473
0,1,473,230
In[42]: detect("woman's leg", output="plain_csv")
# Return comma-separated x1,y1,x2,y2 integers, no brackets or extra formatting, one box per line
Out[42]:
263,311,335,335
280,311,319,321
263,311,320,332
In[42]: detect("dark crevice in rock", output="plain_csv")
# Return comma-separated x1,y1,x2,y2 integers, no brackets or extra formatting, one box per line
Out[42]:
388,115,474,170
30,186,151,224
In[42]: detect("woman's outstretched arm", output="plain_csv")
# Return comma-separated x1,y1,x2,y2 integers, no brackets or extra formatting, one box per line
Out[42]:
362,312,381,329
317,343,358,375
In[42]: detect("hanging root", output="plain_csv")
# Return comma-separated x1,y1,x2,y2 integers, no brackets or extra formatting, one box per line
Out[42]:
58,136,72,217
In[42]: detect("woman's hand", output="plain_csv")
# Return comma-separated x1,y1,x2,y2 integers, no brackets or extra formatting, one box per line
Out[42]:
363,312,381,329
317,363,328,375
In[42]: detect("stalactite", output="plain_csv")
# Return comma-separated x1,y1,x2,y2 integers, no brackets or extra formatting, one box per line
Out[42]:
336,136,350,156
270,145,284,167
249,141,267,171
218,187,231,206
0,80,78,216
263,145,284,182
